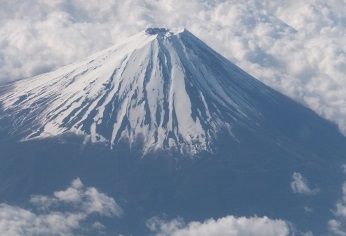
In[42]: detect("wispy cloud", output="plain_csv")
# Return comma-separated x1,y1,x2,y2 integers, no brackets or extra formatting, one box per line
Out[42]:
0,178,122,236
291,172,319,195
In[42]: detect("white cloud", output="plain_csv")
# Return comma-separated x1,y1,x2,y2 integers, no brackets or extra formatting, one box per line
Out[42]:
0,178,122,236
0,0,346,135
335,182,346,218
84,187,122,216
329,219,346,236
0,204,84,236
301,231,314,236
147,215,290,236
71,177,83,189
328,165,346,235
291,172,319,195
92,221,105,230
54,186,82,203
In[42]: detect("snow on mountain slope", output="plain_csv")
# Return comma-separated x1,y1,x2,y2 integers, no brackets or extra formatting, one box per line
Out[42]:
0,28,271,155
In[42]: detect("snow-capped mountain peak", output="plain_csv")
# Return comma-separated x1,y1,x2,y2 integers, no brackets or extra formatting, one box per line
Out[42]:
0,28,265,155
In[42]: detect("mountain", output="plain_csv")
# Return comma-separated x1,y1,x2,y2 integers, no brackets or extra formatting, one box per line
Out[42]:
0,28,346,235
0,28,275,156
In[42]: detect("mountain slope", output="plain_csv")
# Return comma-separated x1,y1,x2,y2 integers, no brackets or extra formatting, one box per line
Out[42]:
0,28,276,155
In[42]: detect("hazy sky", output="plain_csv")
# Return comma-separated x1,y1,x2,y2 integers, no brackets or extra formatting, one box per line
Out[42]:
0,0,346,135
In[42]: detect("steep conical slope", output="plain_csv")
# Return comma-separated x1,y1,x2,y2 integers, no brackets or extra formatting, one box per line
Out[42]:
1,28,275,155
